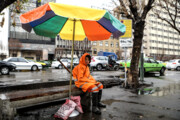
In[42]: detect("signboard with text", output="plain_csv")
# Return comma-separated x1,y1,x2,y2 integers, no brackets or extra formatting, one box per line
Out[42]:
120,19,132,38
119,38,133,47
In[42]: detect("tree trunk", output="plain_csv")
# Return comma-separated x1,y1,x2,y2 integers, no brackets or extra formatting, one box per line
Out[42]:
128,21,145,88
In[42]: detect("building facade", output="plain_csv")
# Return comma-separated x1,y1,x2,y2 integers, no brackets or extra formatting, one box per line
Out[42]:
91,37,121,57
8,0,55,61
145,7,180,60
55,35,92,59
113,2,180,61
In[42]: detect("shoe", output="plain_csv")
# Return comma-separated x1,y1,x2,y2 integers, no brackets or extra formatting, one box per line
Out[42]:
92,92,101,115
92,106,101,114
98,90,106,108
98,102,106,108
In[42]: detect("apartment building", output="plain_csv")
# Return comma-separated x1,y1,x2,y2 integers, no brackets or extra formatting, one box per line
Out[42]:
91,37,120,57
8,0,55,61
113,2,180,61
55,35,92,59
145,8,180,60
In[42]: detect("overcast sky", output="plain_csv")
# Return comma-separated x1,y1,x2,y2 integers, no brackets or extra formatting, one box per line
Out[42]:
56,0,114,10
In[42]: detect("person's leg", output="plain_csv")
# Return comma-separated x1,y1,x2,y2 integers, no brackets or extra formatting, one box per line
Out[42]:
98,90,106,108
88,85,101,114
95,82,106,108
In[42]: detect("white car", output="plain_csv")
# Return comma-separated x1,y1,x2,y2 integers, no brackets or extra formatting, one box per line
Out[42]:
166,59,180,71
3,57,42,71
51,59,71,69
90,56,108,70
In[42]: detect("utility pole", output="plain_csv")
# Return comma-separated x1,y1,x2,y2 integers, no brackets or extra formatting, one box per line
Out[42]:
140,43,144,82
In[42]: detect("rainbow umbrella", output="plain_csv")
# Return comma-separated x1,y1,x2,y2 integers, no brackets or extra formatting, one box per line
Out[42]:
20,2,126,97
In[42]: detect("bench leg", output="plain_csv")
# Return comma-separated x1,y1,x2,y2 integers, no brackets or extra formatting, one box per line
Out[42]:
80,92,92,112
0,100,15,120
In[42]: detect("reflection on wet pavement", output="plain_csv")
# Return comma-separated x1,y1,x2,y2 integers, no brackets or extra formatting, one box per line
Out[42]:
138,83,180,96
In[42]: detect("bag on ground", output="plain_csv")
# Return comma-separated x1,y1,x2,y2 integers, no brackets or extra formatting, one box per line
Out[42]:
54,99,77,120
71,96,84,113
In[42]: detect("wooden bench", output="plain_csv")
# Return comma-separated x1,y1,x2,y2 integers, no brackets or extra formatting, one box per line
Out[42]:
0,85,91,120
0,78,121,119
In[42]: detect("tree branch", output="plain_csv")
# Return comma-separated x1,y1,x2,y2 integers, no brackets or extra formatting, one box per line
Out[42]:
155,12,180,34
118,0,134,20
141,0,155,19
129,0,140,21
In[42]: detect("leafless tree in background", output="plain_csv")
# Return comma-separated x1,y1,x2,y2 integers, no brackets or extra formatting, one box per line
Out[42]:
154,0,180,34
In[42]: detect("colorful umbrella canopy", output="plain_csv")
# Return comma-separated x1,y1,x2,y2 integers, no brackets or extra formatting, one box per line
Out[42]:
20,2,126,98
20,2,126,41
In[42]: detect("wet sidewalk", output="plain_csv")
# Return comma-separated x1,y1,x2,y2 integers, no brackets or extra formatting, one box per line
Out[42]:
14,71,180,120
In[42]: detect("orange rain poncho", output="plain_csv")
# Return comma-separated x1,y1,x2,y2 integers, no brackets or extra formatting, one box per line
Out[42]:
73,53,103,92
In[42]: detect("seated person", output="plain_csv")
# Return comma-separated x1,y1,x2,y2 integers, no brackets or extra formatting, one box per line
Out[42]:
73,53,106,115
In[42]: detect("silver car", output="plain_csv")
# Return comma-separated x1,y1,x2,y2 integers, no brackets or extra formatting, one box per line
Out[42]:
166,59,180,71
90,56,108,70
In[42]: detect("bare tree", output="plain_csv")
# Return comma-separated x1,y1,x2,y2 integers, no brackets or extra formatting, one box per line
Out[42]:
113,0,155,88
154,0,180,34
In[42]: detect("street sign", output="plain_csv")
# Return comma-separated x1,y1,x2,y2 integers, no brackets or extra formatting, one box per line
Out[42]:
119,38,133,47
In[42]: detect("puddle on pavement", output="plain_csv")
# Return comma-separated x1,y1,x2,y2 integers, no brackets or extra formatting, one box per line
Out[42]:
138,83,180,96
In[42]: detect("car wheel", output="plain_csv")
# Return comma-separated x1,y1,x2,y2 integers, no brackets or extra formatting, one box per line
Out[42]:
160,67,165,76
176,66,180,71
31,65,38,71
114,66,119,71
58,65,62,69
1,67,10,75
96,64,102,71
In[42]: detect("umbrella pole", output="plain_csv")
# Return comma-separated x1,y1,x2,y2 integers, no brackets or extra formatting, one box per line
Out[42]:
69,19,76,98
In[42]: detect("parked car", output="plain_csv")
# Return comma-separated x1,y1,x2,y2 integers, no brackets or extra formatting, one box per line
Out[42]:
157,60,166,66
120,58,166,75
40,60,51,67
0,61,16,75
166,59,180,71
51,59,71,69
90,56,108,70
3,57,42,71
27,60,47,68
73,58,79,68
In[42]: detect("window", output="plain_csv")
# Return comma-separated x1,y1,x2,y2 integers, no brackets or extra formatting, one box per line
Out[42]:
67,51,71,55
105,42,108,46
93,41,97,45
116,42,119,47
105,49,108,52
93,48,97,54
111,42,114,47
99,41,103,46
149,59,156,63
111,50,114,52
12,53,17,57
8,58,18,62
99,57,105,60
18,58,27,62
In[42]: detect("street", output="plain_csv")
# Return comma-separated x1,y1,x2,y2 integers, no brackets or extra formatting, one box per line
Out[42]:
0,69,179,120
